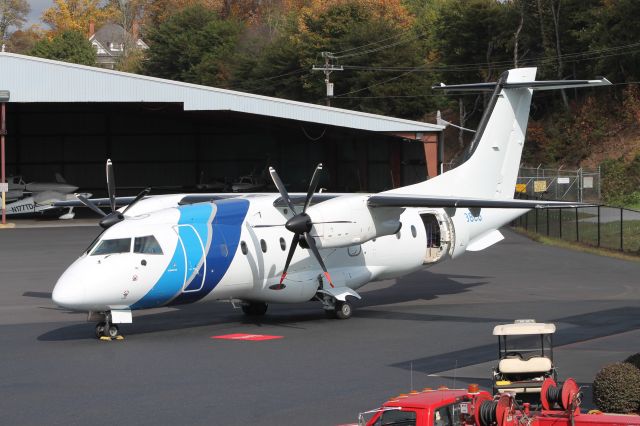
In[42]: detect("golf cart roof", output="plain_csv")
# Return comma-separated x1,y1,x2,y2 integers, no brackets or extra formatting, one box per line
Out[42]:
493,320,556,336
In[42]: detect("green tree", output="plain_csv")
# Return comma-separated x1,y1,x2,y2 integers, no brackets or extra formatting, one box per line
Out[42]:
577,0,640,82
30,30,97,66
142,5,243,87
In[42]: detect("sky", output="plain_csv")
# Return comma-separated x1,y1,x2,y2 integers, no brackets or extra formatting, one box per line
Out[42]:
26,0,52,26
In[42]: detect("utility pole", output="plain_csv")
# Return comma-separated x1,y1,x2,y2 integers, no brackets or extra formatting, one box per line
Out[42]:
0,91,9,226
312,52,343,107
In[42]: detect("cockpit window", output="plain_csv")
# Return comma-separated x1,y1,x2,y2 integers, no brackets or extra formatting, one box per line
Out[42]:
91,238,132,255
85,230,106,254
134,235,163,255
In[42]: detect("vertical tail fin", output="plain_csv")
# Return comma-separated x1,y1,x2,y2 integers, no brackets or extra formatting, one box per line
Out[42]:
386,68,610,199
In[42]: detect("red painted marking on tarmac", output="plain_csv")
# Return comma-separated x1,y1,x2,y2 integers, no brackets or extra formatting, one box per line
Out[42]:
211,333,283,341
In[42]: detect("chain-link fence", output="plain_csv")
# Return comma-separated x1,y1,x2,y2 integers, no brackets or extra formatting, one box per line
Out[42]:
516,167,601,202
513,206,640,255
441,164,601,202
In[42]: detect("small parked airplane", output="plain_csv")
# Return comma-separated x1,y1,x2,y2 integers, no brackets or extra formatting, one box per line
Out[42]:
6,173,78,202
51,68,610,339
5,191,89,219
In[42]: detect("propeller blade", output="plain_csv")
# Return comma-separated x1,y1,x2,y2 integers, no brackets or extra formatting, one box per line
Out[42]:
122,187,151,214
303,232,334,288
76,194,107,217
251,224,285,228
303,163,323,213
268,167,296,214
276,233,300,290
106,159,116,213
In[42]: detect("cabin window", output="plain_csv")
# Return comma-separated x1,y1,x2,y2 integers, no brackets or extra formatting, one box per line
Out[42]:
411,225,417,238
240,241,248,255
348,245,361,257
434,403,461,426
133,235,163,254
91,238,131,255
279,237,286,251
260,239,267,253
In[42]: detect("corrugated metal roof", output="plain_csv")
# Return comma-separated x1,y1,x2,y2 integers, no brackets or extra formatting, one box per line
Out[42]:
0,52,443,133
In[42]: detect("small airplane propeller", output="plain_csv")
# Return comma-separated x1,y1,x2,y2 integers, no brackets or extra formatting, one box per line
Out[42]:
267,163,335,291
76,159,150,229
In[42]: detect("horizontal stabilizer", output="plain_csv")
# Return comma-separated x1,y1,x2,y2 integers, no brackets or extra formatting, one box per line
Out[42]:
368,194,598,209
467,230,504,252
432,78,611,92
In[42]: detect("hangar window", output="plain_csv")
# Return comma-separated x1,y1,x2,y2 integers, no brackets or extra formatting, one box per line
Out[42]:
279,237,286,251
134,236,163,254
92,238,131,255
260,239,267,253
240,241,248,255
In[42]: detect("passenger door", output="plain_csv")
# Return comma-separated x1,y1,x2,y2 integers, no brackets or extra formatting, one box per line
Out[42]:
174,225,206,293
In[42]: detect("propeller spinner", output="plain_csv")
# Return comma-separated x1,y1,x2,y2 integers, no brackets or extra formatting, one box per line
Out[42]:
268,163,334,291
76,159,150,229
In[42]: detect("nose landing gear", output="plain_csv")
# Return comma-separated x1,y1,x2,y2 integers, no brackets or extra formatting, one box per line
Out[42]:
94,312,124,341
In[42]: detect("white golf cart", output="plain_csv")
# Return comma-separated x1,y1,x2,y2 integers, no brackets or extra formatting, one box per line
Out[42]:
492,319,557,396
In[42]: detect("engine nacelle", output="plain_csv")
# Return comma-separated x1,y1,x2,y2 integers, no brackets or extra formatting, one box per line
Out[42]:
307,195,402,249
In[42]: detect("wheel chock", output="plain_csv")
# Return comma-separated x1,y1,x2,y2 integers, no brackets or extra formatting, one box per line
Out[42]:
115,335,125,340
99,336,112,341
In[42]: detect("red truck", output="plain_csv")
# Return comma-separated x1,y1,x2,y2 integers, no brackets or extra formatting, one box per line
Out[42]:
358,379,640,426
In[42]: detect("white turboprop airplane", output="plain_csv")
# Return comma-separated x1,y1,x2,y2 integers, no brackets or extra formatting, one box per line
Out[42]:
51,68,610,339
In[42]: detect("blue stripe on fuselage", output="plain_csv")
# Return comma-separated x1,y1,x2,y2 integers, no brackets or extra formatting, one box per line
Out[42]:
169,199,249,306
130,199,249,310
130,203,216,310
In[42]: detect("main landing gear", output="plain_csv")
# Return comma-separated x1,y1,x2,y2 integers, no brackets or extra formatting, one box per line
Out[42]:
94,312,124,341
324,300,353,319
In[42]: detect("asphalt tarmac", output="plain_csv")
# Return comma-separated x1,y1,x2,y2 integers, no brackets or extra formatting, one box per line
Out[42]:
1,225,639,426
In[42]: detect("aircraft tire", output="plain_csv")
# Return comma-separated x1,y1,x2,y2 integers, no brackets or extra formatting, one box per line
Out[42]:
95,322,106,339
242,302,268,316
335,302,352,320
107,325,119,338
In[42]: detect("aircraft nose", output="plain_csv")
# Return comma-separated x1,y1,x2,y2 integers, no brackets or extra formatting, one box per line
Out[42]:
52,271,85,310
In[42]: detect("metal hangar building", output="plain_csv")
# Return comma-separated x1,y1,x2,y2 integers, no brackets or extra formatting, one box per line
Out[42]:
0,52,444,195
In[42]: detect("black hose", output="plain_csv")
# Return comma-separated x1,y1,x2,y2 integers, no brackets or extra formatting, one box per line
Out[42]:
478,401,498,426
546,383,564,409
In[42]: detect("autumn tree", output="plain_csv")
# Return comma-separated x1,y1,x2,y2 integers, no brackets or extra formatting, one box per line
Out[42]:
0,0,30,42
42,0,117,34
5,25,43,53
30,29,97,65
232,0,440,119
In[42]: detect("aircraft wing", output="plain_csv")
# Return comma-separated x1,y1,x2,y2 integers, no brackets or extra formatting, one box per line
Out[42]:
272,193,341,207
53,196,138,208
367,194,598,209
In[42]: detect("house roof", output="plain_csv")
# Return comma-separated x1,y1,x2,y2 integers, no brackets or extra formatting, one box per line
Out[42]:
92,23,128,45
0,52,443,133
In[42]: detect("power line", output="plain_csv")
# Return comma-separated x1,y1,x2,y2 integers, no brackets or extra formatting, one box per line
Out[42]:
331,28,416,56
